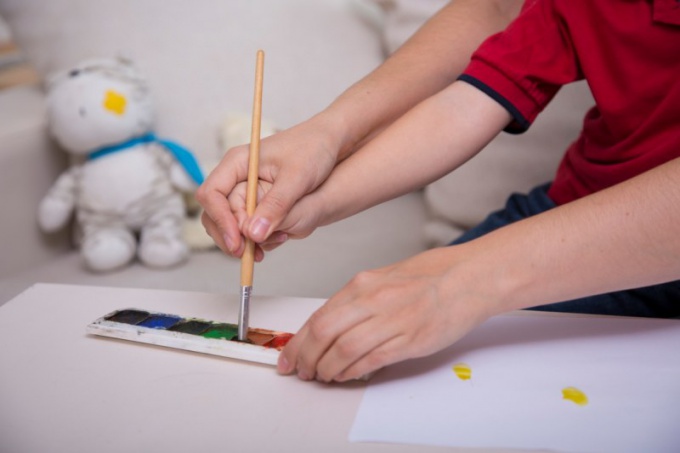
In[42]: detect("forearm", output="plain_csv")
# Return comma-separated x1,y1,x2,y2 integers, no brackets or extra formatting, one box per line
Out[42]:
315,0,522,161
457,157,680,315
279,163,680,383
308,81,511,226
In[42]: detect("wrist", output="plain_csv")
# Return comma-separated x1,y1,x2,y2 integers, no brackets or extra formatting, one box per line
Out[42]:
306,107,358,163
304,184,338,228
437,242,522,321
449,226,556,317
315,75,399,162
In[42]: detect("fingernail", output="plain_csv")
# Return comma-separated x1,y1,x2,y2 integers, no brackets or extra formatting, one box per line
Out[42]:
223,234,236,253
272,232,288,244
250,217,270,242
277,355,290,374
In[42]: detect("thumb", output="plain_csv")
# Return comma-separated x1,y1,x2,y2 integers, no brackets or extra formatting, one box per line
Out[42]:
246,183,300,243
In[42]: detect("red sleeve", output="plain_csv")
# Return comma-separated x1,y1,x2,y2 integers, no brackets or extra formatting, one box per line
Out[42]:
460,0,584,133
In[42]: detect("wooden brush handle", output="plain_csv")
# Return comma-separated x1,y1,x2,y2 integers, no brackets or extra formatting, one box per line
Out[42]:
241,50,264,287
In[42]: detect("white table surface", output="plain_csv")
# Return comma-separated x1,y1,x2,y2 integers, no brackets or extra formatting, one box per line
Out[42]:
0,283,513,453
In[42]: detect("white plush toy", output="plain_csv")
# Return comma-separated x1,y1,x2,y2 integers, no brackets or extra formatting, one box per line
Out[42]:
38,57,203,272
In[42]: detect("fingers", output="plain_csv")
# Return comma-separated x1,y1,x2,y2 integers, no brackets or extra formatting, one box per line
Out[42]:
252,232,288,262
245,171,309,243
332,335,408,382
278,301,408,383
277,281,410,383
277,295,369,379
227,180,290,258
195,146,249,254
315,318,405,382
259,231,289,251
197,126,335,258
199,193,243,255
276,249,490,383
243,125,337,242
200,164,289,258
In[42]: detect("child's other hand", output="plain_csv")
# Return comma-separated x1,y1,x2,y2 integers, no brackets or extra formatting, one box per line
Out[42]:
277,247,495,382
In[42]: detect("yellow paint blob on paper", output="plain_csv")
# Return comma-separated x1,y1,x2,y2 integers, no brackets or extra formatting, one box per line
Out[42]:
103,90,127,115
562,386,588,406
452,363,472,381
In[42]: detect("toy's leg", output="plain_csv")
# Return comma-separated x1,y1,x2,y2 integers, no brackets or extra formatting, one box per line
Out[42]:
81,224,136,272
138,195,189,268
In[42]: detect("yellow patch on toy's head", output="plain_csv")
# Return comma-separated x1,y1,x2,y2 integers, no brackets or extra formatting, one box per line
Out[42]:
103,89,127,115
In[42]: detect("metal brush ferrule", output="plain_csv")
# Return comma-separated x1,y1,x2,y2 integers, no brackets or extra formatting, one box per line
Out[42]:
238,285,252,341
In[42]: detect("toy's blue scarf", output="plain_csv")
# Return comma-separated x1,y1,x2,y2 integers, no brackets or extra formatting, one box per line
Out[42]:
88,133,204,185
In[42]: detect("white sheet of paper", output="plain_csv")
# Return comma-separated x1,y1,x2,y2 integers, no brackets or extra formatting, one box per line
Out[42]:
349,313,680,452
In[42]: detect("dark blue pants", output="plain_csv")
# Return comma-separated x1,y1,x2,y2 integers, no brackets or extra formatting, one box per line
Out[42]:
450,183,680,318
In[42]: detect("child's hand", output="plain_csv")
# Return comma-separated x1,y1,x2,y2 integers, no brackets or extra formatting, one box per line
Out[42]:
215,179,285,261
196,117,342,257
216,178,323,260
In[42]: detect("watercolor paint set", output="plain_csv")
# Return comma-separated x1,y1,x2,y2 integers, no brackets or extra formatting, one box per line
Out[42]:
87,308,294,365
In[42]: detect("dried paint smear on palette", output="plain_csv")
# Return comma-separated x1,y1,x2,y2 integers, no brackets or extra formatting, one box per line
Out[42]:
87,308,294,366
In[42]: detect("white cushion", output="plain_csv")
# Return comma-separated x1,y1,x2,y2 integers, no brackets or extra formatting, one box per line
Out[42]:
0,13,11,43
0,86,71,277
374,0,449,55
424,81,595,245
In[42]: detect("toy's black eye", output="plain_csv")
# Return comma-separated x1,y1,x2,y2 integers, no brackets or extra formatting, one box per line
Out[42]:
69,69,81,78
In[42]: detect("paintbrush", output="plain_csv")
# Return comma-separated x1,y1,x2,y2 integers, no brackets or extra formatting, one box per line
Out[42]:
238,50,265,342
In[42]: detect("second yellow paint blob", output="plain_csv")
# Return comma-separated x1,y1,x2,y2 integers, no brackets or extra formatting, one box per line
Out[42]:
452,363,472,381
103,90,127,115
562,386,588,406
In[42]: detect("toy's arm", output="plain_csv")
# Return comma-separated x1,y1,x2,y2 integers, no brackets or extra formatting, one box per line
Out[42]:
38,167,78,232
153,144,199,192
168,162,197,192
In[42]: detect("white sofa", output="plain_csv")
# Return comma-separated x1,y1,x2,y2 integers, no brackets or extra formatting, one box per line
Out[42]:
0,0,594,307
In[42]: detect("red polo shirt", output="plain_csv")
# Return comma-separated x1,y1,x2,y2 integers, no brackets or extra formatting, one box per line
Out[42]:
460,0,680,205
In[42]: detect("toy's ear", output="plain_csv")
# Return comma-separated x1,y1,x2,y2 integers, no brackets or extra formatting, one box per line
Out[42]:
100,55,148,88
114,53,134,67
44,57,131,92
45,56,149,95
